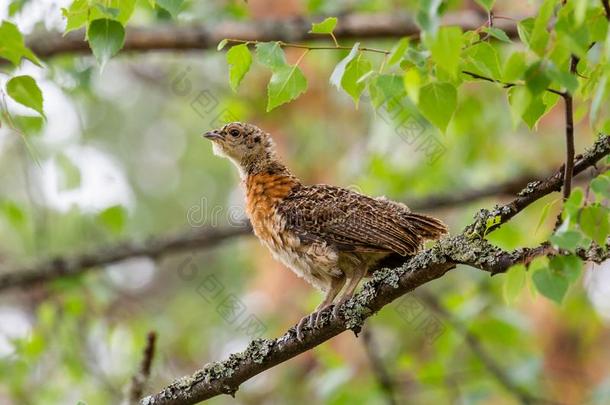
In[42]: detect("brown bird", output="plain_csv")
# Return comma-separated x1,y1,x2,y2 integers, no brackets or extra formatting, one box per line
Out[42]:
204,122,447,340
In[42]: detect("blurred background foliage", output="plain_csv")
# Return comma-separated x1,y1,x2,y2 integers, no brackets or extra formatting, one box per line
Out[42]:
0,0,609,404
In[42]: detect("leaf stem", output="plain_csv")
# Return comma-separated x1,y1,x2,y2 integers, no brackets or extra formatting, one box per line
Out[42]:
294,49,310,66
561,55,578,200
330,32,339,48
224,38,390,55
461,70,565,97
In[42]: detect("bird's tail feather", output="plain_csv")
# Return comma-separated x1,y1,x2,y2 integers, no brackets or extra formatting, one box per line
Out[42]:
403,212,448,241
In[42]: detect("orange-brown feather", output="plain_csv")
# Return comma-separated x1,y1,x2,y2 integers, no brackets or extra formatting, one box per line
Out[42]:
245,172,299,244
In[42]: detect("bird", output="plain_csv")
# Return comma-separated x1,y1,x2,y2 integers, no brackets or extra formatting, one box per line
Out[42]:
203,122,448,340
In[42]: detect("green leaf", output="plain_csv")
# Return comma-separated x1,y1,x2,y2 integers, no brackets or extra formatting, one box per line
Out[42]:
416,0,442,35
87,19,125,68
97,205,127,234
590,75,608,127
503,264,526,305
370,74,406,108
2,201,26,229
463,42,501,80
330,42,360,89
529,0,555,56
9,0,28,16
535,198,561,234
12,115,44,136
507,86,557,129
548,64,578,94
0,21,41,66
256,42,287,69
341,55,372,105
417,82,457,133
427,26,463,79
226,44,252,92
6,75,45,118
88,0,136,24
525,61,551,96
580,205,609,246
590,173,610,199
484,27,512,43
475,0,496,11
387,38,409,66
550,225,583,251
86,0,136,26
61,0,89,33
573,0,588,26
309,17,337,34
532,266,569,304
503,52,527,82
517,18,535,47
94,4,120,19
564,188,585,219
156,0,184,17
217,39,229,51
549,255,582,283
403,69,421,103
56,153,81,190
266,65,307,111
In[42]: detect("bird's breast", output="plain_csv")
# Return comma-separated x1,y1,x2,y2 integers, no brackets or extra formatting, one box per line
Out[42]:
244,172,299,247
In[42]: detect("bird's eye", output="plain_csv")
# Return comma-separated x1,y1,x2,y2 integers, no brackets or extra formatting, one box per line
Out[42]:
229,129,240,137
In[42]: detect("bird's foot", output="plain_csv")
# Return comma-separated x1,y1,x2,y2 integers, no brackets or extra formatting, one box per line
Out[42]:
296,314,312,341
312,304,335,327
296,305,336,341
332,298,348,318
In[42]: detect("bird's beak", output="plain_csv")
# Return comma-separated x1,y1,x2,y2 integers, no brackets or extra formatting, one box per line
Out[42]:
203,130,223,141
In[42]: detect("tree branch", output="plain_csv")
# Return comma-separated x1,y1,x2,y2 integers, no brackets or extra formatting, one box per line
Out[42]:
361,327,398,405
0,223,251,292
22,11,519,61
408,170,585,211
466,134,610,236
141,134,609,405
125,331,158,405
416,291,560,405
561,56,578,200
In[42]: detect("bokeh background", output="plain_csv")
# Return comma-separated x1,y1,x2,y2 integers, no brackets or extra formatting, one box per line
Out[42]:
0,0,609,404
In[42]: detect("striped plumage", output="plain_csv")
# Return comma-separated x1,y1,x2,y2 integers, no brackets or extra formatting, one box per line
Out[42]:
204,122,447,339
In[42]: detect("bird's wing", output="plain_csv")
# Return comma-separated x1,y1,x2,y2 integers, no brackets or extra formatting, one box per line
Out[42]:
277,185,447,256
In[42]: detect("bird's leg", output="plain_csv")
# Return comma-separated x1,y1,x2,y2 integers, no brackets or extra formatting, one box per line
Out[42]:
296,275,345,341
332,267,366,318
311,275,345,327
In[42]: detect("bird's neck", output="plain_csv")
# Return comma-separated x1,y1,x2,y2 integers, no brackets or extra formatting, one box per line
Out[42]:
241,151,296,180
241,152,301,203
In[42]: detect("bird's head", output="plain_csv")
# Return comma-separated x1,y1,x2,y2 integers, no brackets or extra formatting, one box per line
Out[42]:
203,122,276,173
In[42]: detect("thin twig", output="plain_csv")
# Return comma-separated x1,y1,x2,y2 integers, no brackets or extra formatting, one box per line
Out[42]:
602,0,610,20
125,331,157,404
361,327,398,405
561,55,578,200
224,38,391,55
462,70,566,97
0,222,251,292
417,291,562,405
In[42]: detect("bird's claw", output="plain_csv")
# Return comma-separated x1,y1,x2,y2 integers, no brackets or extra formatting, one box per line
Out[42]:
296,314,312,341
296,305,336,341
332,299,347,318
